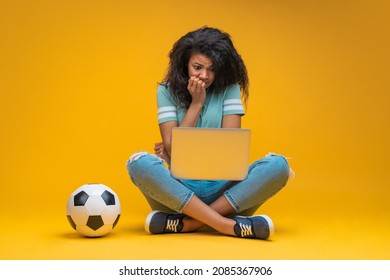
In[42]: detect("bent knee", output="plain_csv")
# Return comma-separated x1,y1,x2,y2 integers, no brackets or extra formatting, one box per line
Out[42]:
128,151,148,164
126,151,147,172
266,153,295,180
126,151,165,173
126,152,151,182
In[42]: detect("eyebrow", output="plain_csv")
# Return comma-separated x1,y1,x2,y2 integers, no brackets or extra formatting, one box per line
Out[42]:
193,62,213,67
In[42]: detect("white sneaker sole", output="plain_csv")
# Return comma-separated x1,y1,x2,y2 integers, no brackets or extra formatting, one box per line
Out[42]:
258,214,275,239
144,210,160,234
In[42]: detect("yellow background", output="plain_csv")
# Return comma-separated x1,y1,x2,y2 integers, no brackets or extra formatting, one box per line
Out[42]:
1,0,389,259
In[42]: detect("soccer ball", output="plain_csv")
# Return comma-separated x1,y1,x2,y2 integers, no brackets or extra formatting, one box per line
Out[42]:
66,183,121,237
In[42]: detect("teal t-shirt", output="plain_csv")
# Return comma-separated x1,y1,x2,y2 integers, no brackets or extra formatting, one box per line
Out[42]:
157,83,245,127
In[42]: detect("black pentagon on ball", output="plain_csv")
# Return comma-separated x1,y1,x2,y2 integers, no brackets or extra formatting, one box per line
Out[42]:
74,191,89,206
87,215,104,231
101,190,115,205
67,215,77,230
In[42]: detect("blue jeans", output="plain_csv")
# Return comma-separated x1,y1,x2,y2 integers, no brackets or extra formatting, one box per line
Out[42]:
126,152,291,216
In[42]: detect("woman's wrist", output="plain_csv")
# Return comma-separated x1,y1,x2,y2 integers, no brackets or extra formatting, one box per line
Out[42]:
189,101,204,109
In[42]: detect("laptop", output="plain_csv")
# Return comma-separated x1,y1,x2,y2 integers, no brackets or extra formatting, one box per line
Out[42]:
170,127,251,180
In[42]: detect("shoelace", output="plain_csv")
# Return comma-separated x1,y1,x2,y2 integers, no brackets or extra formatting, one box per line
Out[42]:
166,218,180,232
238,223,253,237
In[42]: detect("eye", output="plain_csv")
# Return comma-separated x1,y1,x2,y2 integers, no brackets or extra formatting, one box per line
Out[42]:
194,65,202,70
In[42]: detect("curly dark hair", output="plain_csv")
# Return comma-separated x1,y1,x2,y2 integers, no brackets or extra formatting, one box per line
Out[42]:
162,26,249,109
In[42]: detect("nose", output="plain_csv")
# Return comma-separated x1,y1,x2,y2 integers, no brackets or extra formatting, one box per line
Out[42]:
198,69,208,80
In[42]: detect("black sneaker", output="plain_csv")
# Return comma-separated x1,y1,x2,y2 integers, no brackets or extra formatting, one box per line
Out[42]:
233,215,274,240
145,210,186,234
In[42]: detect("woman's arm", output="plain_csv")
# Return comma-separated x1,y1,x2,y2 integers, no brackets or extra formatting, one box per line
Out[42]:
179,76,206,127
158,120,178,159
157,76,206,160
221,114,241,128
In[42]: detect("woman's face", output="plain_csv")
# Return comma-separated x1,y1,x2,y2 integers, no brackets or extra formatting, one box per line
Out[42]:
188,53,215,89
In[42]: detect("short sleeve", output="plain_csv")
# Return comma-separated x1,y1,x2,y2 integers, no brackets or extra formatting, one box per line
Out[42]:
223,84,245,116
157,85,178,124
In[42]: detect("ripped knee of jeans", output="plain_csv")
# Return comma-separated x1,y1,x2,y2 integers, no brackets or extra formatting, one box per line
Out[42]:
287,167,295,180
127,151,166,167
129,151,148,163
266,152,295,180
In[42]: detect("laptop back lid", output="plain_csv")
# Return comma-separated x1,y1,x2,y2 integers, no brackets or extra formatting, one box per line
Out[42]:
170,127,251,180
